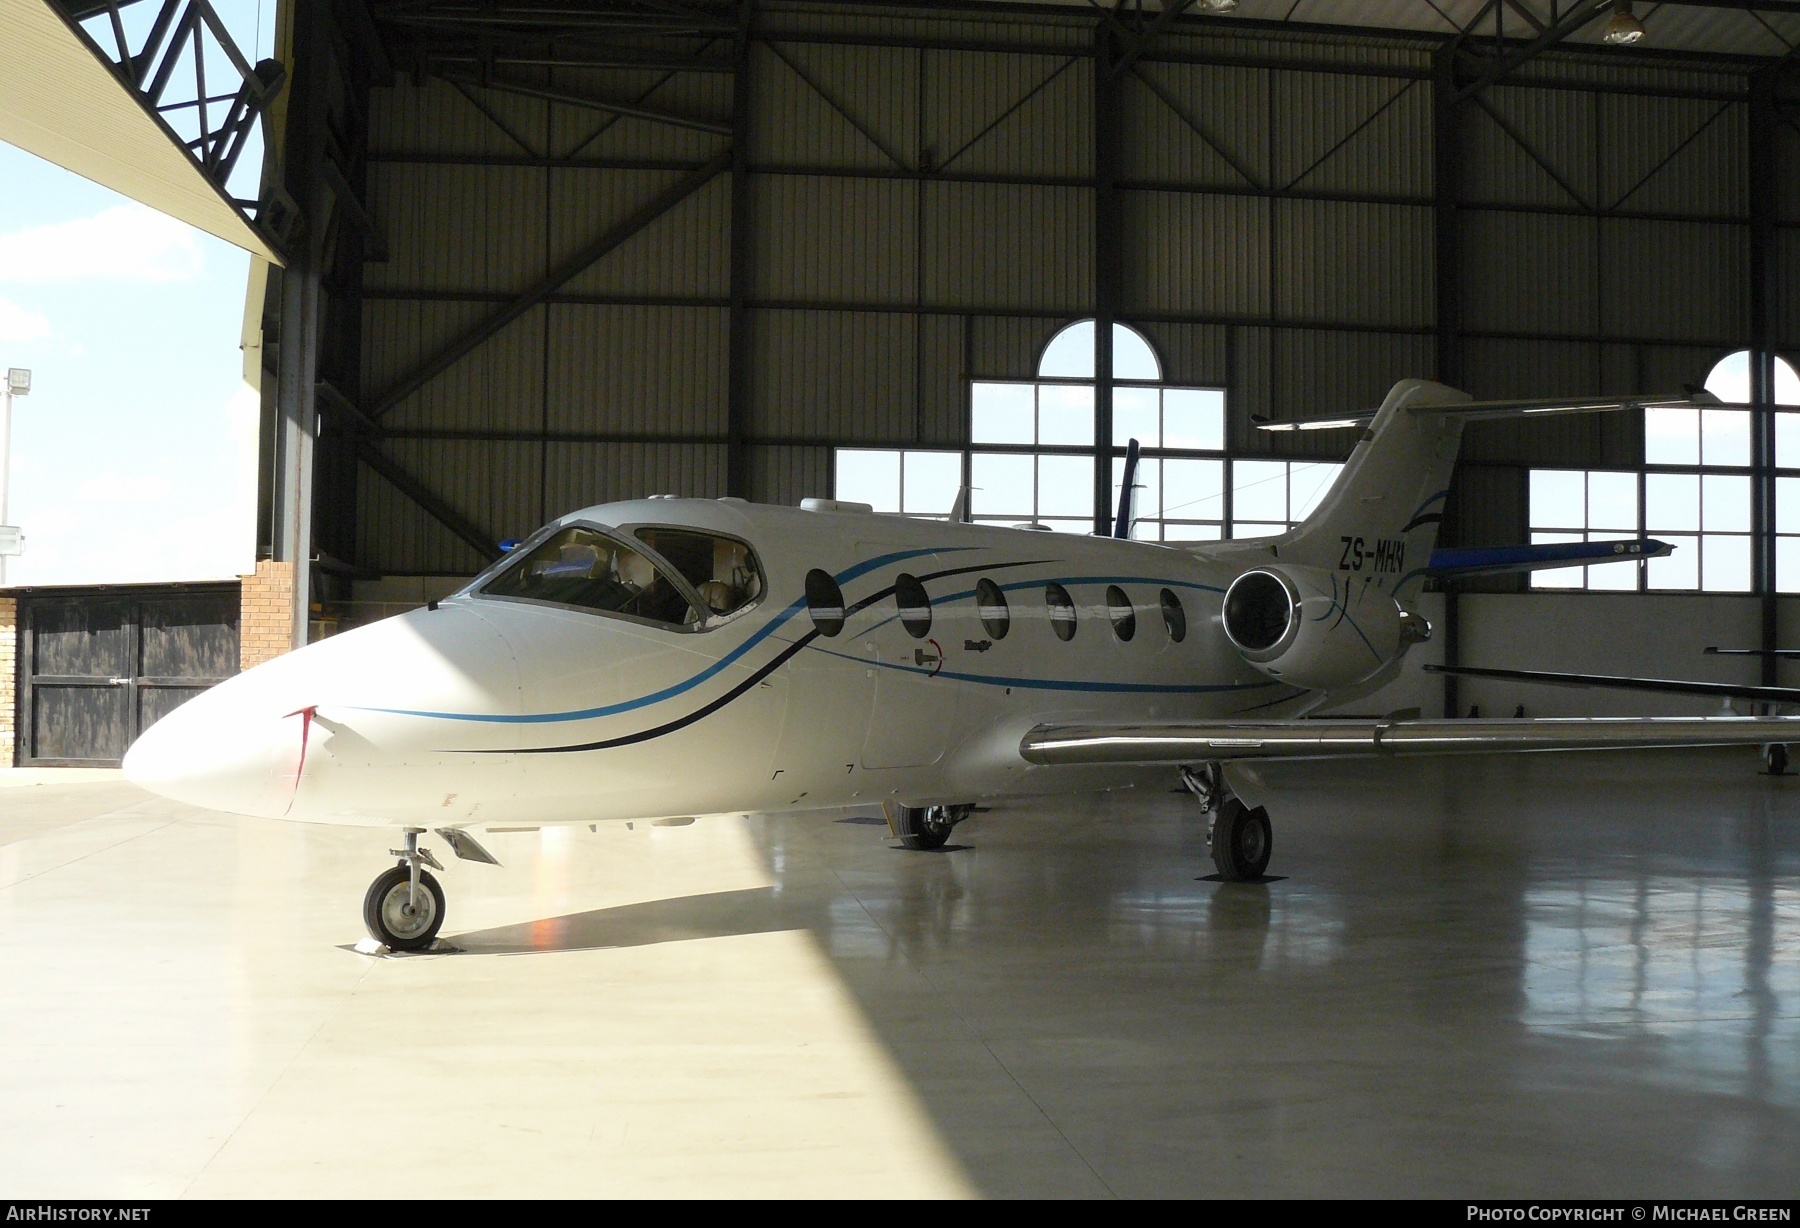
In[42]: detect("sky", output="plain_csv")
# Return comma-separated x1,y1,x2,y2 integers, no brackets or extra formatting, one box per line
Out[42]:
0,1,271,588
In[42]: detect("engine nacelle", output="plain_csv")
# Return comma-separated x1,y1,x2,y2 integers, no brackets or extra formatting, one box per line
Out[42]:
1221,565,1428,692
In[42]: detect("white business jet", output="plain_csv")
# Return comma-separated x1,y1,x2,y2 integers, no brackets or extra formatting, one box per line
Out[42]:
123,379,1800,950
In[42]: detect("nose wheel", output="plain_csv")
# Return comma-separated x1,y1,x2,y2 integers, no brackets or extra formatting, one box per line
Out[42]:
363,828,447,951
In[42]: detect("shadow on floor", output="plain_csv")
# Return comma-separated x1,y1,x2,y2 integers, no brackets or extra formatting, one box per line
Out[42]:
448,886,815,955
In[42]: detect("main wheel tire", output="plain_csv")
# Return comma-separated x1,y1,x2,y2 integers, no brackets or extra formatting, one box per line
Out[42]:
362,865,446,951
1765,743,1790,775
1210,798,1273,881
891,803,953,851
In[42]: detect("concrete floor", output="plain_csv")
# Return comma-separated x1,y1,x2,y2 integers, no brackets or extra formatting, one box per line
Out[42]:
1,751,1797,1198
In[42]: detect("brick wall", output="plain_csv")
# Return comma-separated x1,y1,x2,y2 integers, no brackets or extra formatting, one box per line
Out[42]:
240,560,295,670
0,596,14,766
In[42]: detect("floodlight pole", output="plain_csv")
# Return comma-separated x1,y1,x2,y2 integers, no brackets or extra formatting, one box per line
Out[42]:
0,370,20,587
0,383,9,588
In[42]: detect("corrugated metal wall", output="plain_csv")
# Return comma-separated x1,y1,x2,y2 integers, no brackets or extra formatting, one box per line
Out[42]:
350,4,1792,576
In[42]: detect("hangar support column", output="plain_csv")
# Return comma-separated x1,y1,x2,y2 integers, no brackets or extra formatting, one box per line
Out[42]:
259,0,327,653
1092,22,1119,537
1749,68,1779,686
1433,42,1466,719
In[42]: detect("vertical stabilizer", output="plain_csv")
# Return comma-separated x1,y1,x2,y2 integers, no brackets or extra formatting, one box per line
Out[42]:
1275,379,1469,594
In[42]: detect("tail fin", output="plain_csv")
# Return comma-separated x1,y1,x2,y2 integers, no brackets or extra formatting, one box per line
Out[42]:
1276,379,1469,595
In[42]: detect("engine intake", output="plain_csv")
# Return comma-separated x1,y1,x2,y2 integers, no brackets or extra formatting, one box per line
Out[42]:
1221,565,1426,692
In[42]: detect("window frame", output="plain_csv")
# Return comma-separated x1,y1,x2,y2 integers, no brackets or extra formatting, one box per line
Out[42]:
474,519,723,633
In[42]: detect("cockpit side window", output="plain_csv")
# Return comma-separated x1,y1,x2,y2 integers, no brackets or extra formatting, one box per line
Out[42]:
632,527,765,617
481,526,700,627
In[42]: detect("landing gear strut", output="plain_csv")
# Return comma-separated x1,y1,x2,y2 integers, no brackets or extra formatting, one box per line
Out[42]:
1182,762,1273,881
363,828,447,951
888,802,971,851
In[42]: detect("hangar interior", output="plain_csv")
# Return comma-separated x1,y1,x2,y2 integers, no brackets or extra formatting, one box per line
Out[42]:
4,0,1800,1200
227,0,1800,721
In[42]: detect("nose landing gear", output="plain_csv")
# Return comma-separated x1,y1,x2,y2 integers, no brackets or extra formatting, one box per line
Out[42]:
363,828,447,951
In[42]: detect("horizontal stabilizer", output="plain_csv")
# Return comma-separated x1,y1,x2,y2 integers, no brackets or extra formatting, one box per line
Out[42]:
1021,714,1800,765
1423,664,1800,706
1255,391,1713,432
1426,539,1670,577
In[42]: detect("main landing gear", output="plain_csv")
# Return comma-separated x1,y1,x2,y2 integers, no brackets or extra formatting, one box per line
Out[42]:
363,828,447,951
887,802,973,851
1182,762,1273,881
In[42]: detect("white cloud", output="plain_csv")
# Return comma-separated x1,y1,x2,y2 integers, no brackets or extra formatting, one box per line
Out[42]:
0,204,204,284
0,296,50,341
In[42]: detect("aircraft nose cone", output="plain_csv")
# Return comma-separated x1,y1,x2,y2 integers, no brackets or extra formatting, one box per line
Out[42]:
123,603,520,819
122,690,300,818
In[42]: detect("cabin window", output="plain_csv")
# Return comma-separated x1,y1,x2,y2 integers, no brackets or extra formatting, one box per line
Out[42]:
1107,585,1136,641
975,578,1010,639
806,569,845,636
1045,582,1077,641
1160,589,1187,643
483,525,699,627
633,527,764,616
894,573,932,639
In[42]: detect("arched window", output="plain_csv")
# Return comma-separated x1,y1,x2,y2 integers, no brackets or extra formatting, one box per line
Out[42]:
965,319,1230,539
830,317,1333,541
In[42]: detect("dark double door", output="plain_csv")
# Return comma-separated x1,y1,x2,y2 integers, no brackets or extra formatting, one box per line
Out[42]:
18,585,239,766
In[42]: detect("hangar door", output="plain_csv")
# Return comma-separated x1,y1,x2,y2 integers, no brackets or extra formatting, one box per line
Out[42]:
16,584,239,767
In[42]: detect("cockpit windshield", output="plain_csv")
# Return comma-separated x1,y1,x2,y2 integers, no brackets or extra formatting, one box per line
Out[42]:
633,527,764,617
482,526,700,627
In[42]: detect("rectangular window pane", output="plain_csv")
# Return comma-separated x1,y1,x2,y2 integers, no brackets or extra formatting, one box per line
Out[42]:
1648,534,1699,590
1780,477,1800,534
1162,458,1225,522
1700,409,1751,468
1038,384,1094,446
970,452,1033,518
836,448,900,512
1531,531,1585,589
1778,412,1800,470
1702,534,1752,591
1163,388,1225,451
1702,473,1751,533
1163,522,1223,542
1233,460,1288,522
1112,387,1160,448
1645,406,1699,465
1778,536,1800,593
1530,470,1585,529
1291,463,1342,521
971,382,1034,445
1587,556,1639,591
1042,519,1091,535
1232,522,1285,539
1586,472,1638,533
1037,454,1094,519
901,451,961,516
1645,473,1700,532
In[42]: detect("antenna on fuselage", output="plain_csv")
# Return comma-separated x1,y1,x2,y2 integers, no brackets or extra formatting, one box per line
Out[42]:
1112,437,1142,539
947,484,971,523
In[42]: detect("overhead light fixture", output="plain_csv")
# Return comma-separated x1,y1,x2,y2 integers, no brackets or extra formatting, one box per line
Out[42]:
1199,0,1239,12
1602,0,1645,46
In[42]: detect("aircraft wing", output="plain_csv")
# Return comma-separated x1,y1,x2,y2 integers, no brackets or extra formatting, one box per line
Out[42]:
1423,664,1800,706
1018,714,1800,765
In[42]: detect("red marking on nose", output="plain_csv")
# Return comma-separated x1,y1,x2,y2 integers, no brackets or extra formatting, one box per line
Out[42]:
284,706,318,797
